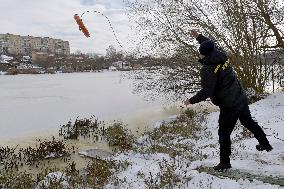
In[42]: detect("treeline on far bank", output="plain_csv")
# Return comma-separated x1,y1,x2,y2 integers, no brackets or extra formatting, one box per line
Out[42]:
0,48,196,75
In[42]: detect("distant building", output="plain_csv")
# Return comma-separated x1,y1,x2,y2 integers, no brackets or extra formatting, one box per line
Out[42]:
21,56,31,63
109,66,118,71
281,78,284,87
0,33,70,56
31,51,54,68
133,63,143,70
112,61,131,70
0,55,13,64
32,51,49,62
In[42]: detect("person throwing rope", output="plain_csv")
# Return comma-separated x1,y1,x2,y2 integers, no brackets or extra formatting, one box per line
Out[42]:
184,30,273,171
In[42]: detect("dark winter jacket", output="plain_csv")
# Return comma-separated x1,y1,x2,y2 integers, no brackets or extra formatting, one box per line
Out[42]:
189,35,246,108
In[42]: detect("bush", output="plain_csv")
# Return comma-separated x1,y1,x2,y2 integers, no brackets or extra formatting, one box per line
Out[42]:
86,158,116,188
144,159,181,188
105,122,135,151
0,171,35,189
6,68,19,75
21,138,70,165
85,157,131,188
59,117,101,140
6,68,41,75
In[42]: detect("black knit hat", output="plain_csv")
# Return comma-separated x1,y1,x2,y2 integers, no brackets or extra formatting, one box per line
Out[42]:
199,40,215,55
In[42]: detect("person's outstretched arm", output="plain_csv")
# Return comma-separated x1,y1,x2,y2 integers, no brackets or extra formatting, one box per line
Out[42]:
189,66,217,104
186,30,218,104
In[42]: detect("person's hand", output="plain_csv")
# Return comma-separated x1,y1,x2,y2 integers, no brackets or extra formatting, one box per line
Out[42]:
184,99,191,106
190,30,199,38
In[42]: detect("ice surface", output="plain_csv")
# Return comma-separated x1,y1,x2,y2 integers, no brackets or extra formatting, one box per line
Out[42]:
0,72,165,140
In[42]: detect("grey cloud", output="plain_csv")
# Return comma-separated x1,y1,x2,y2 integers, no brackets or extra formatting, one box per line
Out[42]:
0,0,137,54
81,0,96,6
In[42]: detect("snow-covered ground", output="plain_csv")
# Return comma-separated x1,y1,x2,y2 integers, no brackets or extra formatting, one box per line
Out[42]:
0,72,172,142
105,92,284,188
1,71,283,188
197,93,284,177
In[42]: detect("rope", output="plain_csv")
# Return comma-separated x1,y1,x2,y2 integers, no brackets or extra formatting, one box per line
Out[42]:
80,10,123,48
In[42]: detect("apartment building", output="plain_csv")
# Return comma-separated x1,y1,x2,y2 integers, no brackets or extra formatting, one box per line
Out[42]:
0,33,70,56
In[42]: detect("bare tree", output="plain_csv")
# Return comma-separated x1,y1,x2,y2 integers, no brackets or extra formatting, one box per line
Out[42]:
125,0,284,94
105,45,124,62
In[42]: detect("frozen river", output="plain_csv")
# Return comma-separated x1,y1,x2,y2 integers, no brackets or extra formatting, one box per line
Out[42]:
0,71,178,143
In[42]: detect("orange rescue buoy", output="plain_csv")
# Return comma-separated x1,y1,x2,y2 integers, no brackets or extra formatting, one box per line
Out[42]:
74,14,90,38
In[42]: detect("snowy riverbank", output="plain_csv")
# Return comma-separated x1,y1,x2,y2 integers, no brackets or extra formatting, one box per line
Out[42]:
1,72,283,188
104,92,284,188
3,92,283,188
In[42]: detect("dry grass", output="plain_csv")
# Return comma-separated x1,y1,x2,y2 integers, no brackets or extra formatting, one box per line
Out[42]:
134,108,206,162
104,122,135,151
144,159,181,189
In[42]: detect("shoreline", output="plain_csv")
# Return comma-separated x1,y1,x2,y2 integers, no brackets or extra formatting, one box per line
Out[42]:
0,101,218,148
3,93,283,188
0,104,180,147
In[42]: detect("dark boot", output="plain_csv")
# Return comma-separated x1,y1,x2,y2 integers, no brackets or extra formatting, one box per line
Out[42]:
213,162,232,171
256,144,273,152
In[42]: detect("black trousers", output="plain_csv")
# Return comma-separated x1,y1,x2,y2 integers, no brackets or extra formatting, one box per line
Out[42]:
218,99,270,163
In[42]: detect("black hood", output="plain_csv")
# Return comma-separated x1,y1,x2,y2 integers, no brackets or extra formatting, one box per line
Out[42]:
199,40,215,55
199,49,228,66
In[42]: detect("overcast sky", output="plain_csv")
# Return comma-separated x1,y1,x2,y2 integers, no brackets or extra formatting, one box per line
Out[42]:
0,0,137,54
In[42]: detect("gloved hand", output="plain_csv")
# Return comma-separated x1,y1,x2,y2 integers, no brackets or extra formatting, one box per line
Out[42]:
190,30,199,38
